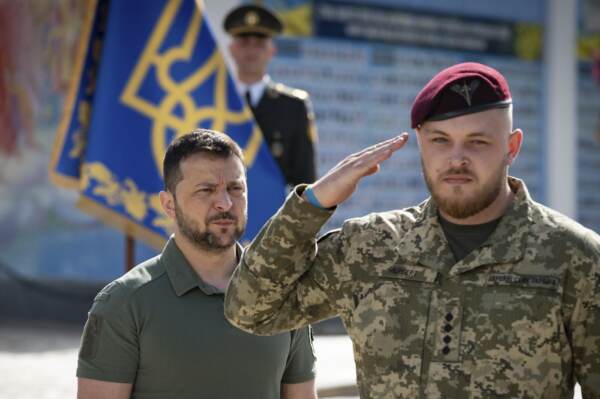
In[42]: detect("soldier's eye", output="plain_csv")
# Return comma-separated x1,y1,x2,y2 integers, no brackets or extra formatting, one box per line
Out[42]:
229,186,245,195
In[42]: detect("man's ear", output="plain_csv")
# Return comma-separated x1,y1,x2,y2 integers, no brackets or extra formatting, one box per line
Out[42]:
507,128,523,165
269,40,276,58
159,190,176,219
229,39,240,59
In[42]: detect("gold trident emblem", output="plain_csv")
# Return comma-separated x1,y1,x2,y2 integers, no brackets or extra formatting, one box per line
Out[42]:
245,11,259,26
120,0,262,175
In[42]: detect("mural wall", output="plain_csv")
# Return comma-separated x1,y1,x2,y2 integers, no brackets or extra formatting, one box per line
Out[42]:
577,0,600,233
0,1,149,284
4,0,599,291
267,0,545,231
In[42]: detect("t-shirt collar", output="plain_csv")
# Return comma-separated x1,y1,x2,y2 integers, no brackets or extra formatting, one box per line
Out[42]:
161,237,243,297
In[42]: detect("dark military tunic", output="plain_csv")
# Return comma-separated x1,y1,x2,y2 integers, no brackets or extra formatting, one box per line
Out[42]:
249,80,317,187
225,178,600,399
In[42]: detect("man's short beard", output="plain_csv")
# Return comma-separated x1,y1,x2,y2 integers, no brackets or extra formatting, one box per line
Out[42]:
423,158,507,219
174,202,245,253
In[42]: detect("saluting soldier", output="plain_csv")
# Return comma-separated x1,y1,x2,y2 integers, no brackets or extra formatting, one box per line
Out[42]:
224,63,600,398
224,4,318,188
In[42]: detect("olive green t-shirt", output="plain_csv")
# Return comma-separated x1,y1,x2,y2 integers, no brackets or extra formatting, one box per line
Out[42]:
77,238,316,399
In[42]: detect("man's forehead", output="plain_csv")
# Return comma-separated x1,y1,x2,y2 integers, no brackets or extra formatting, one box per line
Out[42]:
419,109,510,136
233,34,272,47
180,154,245,180
234,33,269,40
421,126,492,137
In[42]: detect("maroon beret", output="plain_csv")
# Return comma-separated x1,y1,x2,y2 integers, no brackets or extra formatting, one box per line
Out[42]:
410,62,512,128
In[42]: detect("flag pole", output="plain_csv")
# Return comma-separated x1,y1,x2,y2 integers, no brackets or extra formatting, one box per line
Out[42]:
125,235,135,272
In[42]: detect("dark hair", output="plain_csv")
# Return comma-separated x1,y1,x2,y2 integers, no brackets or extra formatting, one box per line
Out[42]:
163,129,244,193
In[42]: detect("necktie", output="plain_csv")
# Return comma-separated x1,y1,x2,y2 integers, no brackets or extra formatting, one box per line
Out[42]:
245,90,252,107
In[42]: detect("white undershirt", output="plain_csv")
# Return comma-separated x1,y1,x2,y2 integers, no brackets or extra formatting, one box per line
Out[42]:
237,75,270,107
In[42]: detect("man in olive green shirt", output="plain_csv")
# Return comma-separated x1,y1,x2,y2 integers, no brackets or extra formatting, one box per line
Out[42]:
225,63,600,398
77,130,317,399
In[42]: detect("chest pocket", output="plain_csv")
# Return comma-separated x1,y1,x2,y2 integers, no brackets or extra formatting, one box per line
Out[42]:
465,273,564,398
348,264,438,398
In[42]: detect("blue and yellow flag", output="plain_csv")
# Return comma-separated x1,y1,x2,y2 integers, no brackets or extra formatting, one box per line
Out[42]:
50,0,286,249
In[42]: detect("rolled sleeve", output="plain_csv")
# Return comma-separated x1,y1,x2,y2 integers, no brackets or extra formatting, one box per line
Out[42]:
282,326,317,384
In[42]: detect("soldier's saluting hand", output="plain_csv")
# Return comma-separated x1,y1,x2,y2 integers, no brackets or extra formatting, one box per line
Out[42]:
303,134,409,209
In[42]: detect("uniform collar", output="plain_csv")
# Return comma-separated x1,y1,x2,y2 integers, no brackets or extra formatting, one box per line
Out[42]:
397,177,533,275
160,237,243,296
237,75,270,107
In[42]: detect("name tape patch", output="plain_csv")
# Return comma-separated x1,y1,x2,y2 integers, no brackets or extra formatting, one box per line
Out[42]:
487,273,560,289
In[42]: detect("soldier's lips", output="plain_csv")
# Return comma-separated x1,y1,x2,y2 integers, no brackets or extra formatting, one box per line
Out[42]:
442,175,473,184
210,219,236,226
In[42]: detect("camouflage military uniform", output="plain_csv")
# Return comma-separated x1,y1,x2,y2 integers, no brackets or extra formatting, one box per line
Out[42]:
225,177,600,398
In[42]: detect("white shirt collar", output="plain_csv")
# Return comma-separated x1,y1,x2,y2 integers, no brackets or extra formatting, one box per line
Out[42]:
238,75,271,107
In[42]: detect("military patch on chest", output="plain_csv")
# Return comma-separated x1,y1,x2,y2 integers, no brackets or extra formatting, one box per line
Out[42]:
384,264,439,283
388,265,417,278
79,313,102,360
487,273,560,290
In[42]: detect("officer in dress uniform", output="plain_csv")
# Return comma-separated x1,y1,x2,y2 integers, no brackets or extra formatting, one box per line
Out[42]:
224,4,317,189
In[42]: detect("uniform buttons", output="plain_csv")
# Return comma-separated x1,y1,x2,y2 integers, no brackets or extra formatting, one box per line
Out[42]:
442,346,450,355
445,313,454,322
443,335,452,344
271,142,284,157
443,324,453,333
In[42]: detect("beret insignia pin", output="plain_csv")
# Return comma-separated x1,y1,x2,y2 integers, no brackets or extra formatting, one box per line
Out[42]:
450,79,480,107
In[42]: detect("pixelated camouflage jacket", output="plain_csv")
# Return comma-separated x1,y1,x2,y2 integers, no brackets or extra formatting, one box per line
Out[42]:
225,177,600,399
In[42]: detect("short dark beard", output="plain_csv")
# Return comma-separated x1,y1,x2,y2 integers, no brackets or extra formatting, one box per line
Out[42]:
422,158,507,219
174,202,245,253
